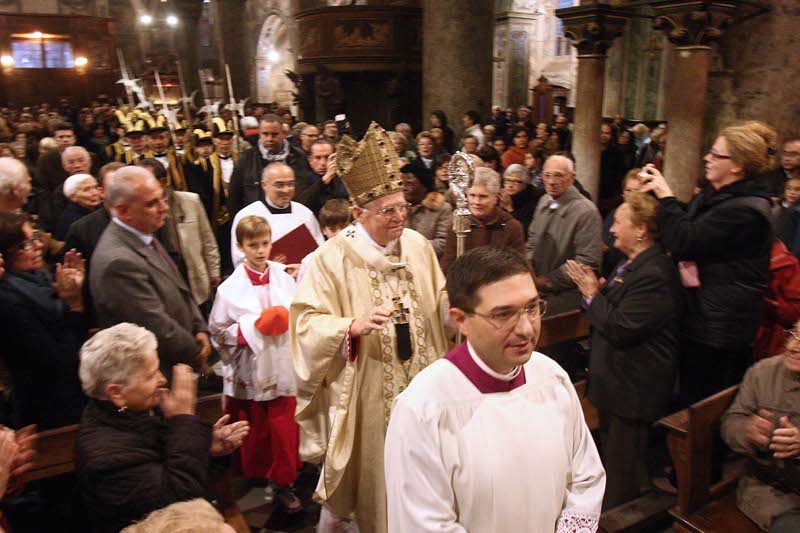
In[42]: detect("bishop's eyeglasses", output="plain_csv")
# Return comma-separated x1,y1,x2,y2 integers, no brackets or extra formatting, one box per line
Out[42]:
368,202,412,218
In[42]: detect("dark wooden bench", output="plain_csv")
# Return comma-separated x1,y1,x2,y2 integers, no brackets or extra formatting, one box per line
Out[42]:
657,386,760,533
538,310,598,431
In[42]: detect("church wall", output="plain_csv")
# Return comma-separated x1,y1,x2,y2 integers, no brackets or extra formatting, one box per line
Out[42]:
245,0,298,108
705,0,800,142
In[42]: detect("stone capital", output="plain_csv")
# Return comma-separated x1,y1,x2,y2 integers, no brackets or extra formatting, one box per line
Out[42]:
650,1,740,47
556,4,629,57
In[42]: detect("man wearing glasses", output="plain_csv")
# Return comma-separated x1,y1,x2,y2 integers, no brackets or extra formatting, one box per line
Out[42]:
291,122,449,533
229,162,324,273
385,246,605,532
526,154,602,315
722,324,800,532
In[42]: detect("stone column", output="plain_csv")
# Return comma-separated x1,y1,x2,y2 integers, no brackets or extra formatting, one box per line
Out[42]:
423,0,493,138
557,4,628,201
172,0,205,95
494,4,537,109
212,0,249,100
651,2,737,201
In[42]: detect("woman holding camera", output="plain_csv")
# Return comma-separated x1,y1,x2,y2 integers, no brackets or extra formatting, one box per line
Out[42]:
641,121,775,405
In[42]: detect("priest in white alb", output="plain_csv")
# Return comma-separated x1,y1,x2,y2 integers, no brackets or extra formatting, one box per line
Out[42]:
291,122,450,532
385,246,605,532
230,162,324,270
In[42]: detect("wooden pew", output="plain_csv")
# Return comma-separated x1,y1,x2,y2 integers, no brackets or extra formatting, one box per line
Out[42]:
538,309,591,350
657,386,760,533
538,310,598,431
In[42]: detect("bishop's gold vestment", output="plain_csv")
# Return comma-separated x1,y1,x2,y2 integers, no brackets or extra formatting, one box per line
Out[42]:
291,225,449,533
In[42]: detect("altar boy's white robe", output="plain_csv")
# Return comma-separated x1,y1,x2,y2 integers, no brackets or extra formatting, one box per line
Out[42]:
385,341,605,533
230,199,324,268
208,261,297,400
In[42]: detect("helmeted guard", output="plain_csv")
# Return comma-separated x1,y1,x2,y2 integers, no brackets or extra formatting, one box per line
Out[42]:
141,112,189,191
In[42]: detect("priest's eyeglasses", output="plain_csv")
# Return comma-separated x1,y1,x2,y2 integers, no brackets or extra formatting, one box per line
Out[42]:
468,299,548,330
370,202,412,218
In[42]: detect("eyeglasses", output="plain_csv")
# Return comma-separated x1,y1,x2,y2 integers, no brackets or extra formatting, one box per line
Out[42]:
18,231,42,251
785,329,800,346
368,202,411,218
270,181,296,190
783,151,800,158
707,149,733,161
541,172,570,181
468,299,548,331
504,178,526,185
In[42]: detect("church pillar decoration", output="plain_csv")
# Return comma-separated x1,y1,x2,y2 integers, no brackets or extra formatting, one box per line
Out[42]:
651,1,737,201
557,3,627,202
422,0,493,138
495,2,537,109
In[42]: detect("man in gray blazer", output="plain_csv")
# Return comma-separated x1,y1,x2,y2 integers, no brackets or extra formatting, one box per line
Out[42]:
90,166,211,372
526,154,602,315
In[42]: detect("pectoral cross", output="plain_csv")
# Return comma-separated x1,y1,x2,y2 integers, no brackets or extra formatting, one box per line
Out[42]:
392,296,409,325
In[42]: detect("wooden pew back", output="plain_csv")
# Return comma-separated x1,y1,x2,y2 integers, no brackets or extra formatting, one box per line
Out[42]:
658,385,761,532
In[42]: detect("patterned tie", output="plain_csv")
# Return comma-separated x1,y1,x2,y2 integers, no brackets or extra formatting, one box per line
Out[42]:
151,238,178,274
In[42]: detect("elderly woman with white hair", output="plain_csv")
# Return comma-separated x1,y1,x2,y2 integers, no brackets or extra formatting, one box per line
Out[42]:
76,322,249,533
440,166,526,272
499,163,544,234
55,173,100,240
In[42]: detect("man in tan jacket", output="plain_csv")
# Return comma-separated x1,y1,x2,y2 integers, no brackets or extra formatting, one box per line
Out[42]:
721,325,800,531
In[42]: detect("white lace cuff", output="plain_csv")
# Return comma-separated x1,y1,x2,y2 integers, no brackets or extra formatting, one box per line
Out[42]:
556,511,599,533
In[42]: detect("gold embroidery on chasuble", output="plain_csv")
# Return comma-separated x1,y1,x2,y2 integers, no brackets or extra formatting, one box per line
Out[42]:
367,262,431,428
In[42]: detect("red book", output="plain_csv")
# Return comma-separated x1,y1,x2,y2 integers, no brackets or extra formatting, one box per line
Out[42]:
269,224,319,265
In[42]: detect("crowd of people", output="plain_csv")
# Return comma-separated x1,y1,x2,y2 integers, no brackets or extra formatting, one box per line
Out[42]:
0,96,797,532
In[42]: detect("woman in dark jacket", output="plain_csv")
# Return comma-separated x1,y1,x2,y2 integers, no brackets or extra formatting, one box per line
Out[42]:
641,121,776,405
75,323,249,533
0,211,87,429
567,192,680,510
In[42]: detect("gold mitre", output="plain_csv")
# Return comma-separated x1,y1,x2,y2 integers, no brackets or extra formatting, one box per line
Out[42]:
336,121,403,206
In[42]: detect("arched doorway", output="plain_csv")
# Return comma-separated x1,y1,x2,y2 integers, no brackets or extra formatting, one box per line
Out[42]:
255,14,295,110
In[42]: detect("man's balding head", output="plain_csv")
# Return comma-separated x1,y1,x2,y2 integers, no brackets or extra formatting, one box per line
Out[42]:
107,166,167,234
260,162,296,208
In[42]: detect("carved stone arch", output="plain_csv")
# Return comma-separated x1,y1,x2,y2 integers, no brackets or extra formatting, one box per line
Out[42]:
247,0,299,106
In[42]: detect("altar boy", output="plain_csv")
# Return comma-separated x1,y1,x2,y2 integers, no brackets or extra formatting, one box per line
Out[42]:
384,247,605,532
209,215,303,513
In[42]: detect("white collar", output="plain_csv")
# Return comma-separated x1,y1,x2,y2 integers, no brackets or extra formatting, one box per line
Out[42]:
467,340,521,382
354,222,398,255
265,197,291,211
112,217,153,245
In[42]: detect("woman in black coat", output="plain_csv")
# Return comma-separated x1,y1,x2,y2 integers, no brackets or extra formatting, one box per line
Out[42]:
641,121,775,405
75,323,249,533
0,211,87,429
567,192,680,509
